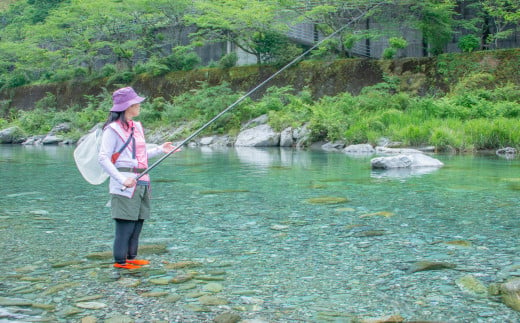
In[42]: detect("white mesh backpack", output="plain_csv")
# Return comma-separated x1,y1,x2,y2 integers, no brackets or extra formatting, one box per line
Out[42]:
73,126,109,185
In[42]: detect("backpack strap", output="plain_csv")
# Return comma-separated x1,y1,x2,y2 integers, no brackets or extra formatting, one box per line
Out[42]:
110,125,135,163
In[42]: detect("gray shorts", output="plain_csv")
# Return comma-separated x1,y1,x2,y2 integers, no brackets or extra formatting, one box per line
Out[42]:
111,185,151,220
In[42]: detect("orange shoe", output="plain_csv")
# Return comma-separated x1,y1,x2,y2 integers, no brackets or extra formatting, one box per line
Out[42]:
126,259,150,265
113,262,141,269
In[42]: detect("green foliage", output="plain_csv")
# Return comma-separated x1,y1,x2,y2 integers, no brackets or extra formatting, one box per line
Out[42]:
35,92,57,110
162,81,243,135
383,37,408,59
160,46,201,72
411,0,457,55
310,38,341,60
382,47,397,59
388,37,408,50
218,53,238,69
107,71,135,86
458,35,480,53
13,108,53,134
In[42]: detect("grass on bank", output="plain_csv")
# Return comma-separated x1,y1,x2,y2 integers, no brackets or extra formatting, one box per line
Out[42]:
1,72,520,152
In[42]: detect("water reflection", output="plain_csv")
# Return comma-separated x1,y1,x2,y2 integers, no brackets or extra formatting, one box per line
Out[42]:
371,166,442,179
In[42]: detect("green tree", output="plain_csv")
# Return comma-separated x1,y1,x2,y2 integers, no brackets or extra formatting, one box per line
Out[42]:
300,0,394,58
481,0,520,49
409,0,457,55
187,0,300,65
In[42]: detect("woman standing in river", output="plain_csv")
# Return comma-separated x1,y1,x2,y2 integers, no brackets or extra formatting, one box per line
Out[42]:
98,86,176,269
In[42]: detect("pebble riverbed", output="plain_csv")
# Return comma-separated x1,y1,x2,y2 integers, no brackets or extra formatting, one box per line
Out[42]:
1,146,519,322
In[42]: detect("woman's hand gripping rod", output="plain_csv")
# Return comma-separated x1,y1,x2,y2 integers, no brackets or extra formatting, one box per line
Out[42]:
120,7,379,191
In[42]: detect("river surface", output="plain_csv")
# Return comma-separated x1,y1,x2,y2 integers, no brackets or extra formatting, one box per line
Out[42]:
0,145,519,322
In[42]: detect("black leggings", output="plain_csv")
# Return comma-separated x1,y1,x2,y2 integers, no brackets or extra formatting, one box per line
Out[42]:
113,219,144,264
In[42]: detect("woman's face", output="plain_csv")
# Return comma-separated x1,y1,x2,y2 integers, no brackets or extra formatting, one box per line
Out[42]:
125,103,141,119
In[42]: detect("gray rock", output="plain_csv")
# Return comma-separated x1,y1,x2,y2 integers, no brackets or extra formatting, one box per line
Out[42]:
242,114,268,129
371,153,444,169
42,135,63,145
0,126,26,144
49,122,71,135
279,127,293,147
235,124,280,147
200,136,216,145
343,144,375,155
294,124,311,148
22,135,45,145
322,141,345,151
497,147,517,155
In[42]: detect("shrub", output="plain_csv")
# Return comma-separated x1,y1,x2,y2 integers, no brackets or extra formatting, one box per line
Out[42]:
458,35,480,53
6,72,28,88
382,47,397,59
162,46,201,71
430,126,463,151
388,37,408,49
35,92,57,110
100,64,117,78
218,53,238,69
106,71,135,85
139,97,168,124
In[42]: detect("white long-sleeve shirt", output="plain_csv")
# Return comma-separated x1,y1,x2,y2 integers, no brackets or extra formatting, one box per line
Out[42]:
98,120,163,198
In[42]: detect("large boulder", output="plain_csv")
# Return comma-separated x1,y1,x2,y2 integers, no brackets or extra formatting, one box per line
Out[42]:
0,126,26,144
235,124,280,147
279,127,294,147
371,153,444,169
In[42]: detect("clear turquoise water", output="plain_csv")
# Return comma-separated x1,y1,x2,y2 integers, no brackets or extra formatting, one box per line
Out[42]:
1,145,519,322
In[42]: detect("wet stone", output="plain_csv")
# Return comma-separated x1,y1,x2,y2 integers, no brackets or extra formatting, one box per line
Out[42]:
214,311,242,323
0,296,33,306
184,304,210,312
149,277,172,285
456,274,488,296
141,291,169,297
165,294,182,303
31,303,56,311
203,282,224,293
178,283,197,290
198,295,228,306
80,316,98,323
195,275,225,281
500,278,520,311
75,301,107,309
406,261,457,274
51,260,86,268
105,315,135,323
117,278,140,287
164,261,203,269
171,273,194,284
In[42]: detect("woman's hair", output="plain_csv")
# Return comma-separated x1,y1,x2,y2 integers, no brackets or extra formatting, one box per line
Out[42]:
102,111,130,130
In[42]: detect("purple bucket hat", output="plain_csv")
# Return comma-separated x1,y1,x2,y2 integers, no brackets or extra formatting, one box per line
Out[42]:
110,87,145,112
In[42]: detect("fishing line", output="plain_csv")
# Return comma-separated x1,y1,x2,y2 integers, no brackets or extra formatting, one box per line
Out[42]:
122,6,380,190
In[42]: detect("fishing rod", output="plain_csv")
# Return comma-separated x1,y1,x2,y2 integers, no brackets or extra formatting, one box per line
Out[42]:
122,7,378,190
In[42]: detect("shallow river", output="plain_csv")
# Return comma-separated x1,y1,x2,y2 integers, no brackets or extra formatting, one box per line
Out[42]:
0,145,519,322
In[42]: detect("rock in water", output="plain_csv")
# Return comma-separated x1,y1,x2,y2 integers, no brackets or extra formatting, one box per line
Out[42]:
406,261,456,274
500,278,520,311
371,154,443,169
